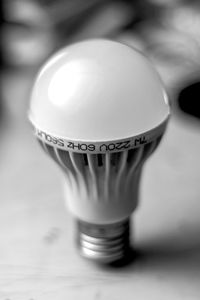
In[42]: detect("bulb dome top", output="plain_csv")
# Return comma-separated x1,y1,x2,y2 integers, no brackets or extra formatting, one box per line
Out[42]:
29,39,169,142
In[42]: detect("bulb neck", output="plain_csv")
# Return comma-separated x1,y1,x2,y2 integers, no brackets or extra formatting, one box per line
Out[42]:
76,218,130,264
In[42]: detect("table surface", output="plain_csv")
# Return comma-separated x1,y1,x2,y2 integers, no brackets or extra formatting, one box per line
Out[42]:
0,68,200,300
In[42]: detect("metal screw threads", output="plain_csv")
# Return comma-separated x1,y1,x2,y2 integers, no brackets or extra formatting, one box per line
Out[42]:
77,218,130,263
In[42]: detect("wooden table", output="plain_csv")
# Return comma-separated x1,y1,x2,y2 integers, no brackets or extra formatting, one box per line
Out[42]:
0,68,200,300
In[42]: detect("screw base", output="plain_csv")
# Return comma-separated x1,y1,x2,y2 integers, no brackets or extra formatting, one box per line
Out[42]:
76,218,130,263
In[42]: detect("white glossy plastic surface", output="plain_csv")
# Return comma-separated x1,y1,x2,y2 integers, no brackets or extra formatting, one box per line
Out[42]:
29,39,169,142
30,39,170,225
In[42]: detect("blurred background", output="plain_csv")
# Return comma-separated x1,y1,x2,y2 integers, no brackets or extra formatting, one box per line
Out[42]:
1,0,200,124
1,0,200,299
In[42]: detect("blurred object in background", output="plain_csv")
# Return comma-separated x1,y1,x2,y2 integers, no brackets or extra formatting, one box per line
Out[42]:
128,0,200,119
2,0,56,68
67,1,134,44
3,0,200,78
177,81,200,120
129,1,200,89
1,0,135,69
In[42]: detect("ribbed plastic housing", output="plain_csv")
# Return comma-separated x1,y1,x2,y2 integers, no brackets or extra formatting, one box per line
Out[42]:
38,136,161,221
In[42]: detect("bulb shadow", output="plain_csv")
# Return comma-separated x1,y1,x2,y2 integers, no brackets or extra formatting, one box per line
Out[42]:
136,234,200,275
100,226,200,276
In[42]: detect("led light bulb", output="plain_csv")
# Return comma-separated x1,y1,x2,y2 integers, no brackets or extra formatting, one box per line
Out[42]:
29,39,170,263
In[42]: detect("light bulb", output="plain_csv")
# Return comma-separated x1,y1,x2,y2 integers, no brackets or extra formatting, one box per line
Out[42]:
29,39,170,263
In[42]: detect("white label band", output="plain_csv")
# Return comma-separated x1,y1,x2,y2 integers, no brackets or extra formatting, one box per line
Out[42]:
34,121,167,154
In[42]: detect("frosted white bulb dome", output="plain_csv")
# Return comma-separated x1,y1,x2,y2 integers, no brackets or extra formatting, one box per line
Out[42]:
29,39,169,143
